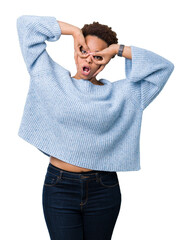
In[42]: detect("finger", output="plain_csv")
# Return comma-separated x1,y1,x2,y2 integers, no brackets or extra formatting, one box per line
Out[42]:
92,65,105,78
76,47,88,58
90,51,103,56
90,55,106,65
77,44,92,58
75,49,85,61
78,41,90,55
82,43,90,52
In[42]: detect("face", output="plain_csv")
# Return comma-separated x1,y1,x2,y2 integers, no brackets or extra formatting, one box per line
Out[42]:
74,35,108,81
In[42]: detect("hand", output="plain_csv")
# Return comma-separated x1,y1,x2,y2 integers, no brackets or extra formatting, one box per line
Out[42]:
74,49,105,78
90,44,117,65
91,63,106,78
89,44,117,78
73,29,90,58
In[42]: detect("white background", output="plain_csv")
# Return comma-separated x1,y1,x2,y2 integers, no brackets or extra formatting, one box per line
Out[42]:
1,0,191,239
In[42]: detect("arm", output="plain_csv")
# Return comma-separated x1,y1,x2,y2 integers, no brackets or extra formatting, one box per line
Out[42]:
114,44,174,110
113,44,132,59
57,20,79,35
16,15,90,76
16,15,79,76
57,20,90,57
90,44,132,77
93,44,174,110
16,15,62,76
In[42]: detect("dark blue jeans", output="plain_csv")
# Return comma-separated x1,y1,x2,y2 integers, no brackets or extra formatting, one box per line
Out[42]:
42,163,122,240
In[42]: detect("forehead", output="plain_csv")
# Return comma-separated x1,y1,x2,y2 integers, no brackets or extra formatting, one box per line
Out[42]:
85,35,108,51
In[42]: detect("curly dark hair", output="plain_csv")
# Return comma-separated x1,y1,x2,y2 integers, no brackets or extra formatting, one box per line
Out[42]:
81,21,118,47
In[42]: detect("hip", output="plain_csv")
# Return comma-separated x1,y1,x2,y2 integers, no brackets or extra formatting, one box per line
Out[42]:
43,162,121,211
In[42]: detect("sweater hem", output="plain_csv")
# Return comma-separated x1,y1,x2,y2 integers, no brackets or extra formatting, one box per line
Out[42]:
18,132,141,172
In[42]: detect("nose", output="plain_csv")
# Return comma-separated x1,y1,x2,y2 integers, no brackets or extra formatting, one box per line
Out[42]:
85,54,93,64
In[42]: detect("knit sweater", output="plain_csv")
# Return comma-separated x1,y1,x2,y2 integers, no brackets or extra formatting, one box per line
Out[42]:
16,15,175,172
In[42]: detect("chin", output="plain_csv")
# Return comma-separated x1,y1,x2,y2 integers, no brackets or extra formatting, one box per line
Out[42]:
81,74,93,80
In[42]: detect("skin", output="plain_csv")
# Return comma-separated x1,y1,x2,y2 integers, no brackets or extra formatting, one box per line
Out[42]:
57,20,132,85
50,21,132,172
72,35,114,85
72,35,132,85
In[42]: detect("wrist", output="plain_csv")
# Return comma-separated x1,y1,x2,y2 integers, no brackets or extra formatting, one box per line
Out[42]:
113,44,120,55
72,27,82,37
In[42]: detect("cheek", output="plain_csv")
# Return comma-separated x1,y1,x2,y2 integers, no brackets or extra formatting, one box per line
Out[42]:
74,53,78,65
94,65,102,72
76,57,82,68
75,54,83,64
75,57,81,70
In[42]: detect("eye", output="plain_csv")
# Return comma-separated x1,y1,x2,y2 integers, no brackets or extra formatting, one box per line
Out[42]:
80,48,87,54
93,56,103,61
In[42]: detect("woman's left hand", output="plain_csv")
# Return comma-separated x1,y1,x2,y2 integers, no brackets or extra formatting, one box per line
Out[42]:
90,44,117,64
90,44,118,77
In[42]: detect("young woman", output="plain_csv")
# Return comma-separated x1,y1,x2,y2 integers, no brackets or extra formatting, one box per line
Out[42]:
16,15,174,240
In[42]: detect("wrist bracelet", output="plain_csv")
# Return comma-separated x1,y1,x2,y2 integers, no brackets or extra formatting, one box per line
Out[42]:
117,44,125,57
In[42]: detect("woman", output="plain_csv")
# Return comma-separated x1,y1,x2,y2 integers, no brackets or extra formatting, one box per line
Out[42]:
16,15,174,240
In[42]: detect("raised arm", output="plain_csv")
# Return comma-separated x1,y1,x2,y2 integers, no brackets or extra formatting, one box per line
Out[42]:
112,45,174,110
123,45,174,110
16,15,63,76
16,15,90,76
57,20,79,35
115,45,132,59
90,44,174,110
57,20,90,58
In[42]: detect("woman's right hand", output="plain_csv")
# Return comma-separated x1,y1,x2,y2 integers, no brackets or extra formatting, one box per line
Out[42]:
57,21,89,57
72,29,90,58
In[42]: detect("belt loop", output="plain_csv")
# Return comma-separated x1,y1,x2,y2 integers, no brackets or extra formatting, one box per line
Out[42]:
95,172,99,183
59,170,63,179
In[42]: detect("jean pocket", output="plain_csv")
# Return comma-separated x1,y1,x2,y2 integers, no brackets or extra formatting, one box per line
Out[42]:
43,171,61,187
99,172,119,188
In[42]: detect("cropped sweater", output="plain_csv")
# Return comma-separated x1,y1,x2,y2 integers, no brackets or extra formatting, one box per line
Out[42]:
16,15,175,172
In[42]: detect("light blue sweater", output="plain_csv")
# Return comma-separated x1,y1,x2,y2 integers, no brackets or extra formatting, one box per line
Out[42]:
16,15,175,172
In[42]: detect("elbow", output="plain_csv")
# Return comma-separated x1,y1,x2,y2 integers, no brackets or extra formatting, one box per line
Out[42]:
16,16,23,27
164,59,174,75
168,62,175,74
163,61,175,83
16,15,34,29
17,15,27,25
16,15,27,30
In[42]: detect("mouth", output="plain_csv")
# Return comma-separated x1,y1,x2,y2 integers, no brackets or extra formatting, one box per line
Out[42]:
81,65,91,76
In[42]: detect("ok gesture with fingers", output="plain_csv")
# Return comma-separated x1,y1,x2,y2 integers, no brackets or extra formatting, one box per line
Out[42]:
89,44,118,77
73,29,90,58
90,44,118,65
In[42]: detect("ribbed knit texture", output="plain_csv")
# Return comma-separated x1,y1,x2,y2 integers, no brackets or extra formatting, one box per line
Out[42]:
16,15,175,172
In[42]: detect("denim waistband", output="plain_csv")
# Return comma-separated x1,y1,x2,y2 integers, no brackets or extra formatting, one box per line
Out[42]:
47,162,115,180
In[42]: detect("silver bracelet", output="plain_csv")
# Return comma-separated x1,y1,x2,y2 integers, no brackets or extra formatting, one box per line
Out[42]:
117,44,125,57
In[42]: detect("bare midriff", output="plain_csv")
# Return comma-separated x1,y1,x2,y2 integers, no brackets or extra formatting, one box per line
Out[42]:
50,156,93,172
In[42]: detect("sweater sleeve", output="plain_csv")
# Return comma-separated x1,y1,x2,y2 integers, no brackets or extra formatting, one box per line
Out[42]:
16,15,62,76
125,46,175,110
